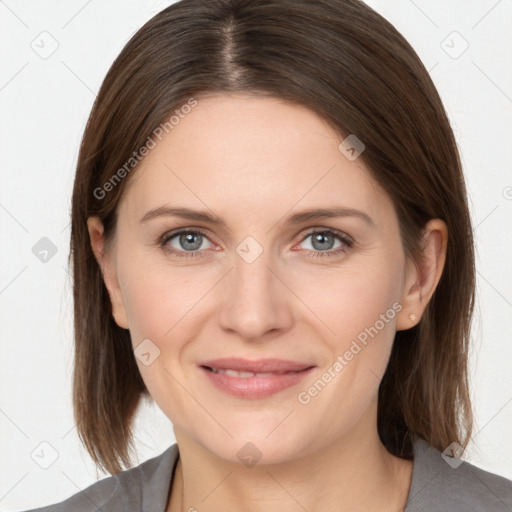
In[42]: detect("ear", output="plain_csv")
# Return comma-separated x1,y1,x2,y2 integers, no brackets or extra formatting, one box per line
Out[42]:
87,216,130,330
396,219,448,330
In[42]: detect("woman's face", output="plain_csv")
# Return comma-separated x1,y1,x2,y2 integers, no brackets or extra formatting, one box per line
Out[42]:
92,94,418,464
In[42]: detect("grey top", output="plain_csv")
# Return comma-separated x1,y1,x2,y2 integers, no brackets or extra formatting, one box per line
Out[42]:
22,437,512,511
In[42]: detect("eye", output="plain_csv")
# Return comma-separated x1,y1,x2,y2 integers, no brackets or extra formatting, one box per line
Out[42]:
159,227,353,259
295,229,353,258
160,229,215,258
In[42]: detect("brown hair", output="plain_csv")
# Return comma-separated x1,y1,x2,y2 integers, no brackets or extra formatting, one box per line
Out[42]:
70,0,475,474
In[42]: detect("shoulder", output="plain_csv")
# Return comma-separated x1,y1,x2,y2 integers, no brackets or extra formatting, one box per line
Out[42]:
21,444,179,512
406,437,512,512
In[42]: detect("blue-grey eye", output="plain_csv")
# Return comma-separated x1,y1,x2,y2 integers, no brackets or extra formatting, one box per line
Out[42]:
167,231,212,252
180,232,202,251
302,231,342,251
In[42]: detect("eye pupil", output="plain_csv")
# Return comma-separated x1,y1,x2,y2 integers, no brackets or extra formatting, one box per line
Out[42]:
180,232,202,251
312,232,335,251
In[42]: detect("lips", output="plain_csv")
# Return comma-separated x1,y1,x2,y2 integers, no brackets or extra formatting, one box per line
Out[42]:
209,368,280,378
200,357,313,374
199,357,315,399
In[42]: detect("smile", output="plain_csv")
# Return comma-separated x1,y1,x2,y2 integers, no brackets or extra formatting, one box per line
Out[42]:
206,367,301,378
199,358,315,399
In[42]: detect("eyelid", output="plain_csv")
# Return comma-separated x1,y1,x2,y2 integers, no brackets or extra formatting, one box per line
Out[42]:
160,227,217,249
295,227,353,246
291,228,353,260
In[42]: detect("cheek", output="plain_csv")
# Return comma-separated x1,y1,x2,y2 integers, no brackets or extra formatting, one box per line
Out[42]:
119,257,212,342
288,256,404,416
117,261,209,419
290,258,403,344
292,267,402,434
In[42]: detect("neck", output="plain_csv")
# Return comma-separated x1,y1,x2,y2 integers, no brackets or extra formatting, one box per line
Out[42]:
167,404,413,512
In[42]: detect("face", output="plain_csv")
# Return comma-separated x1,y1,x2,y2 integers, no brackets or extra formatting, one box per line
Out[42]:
91,94,420,465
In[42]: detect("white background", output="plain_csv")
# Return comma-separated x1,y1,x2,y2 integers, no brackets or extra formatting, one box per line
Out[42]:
1,1,511,510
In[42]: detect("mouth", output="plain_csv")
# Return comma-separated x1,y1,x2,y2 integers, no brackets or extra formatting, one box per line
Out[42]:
200,357,314,373
198,358,315,399
204,367,300,378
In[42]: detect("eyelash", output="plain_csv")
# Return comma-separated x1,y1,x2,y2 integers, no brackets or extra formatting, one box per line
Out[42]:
159,228,353,259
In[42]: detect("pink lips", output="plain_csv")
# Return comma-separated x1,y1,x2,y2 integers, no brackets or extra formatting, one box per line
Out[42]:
199,357,315,399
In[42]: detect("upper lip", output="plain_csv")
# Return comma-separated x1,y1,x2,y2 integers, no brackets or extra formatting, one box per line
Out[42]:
200,358,314,373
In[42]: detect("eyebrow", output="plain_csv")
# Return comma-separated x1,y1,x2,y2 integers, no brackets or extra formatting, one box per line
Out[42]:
140,206,375,228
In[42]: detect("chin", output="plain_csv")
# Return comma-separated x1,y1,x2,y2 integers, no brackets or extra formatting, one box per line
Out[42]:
193,421,313,467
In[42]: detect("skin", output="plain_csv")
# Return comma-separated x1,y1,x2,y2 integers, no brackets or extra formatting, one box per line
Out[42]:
88,94,447,512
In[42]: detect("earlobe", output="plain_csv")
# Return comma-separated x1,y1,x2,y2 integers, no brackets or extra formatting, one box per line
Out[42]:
396,219,448,330
86,217,130,330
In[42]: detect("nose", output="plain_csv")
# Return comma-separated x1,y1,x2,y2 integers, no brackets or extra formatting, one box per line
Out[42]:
216,248,294,342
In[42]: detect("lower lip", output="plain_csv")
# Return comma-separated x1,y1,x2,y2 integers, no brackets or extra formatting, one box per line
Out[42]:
199,366,315,399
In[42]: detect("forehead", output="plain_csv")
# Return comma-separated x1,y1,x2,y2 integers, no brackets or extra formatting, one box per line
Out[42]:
117,94,391,227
